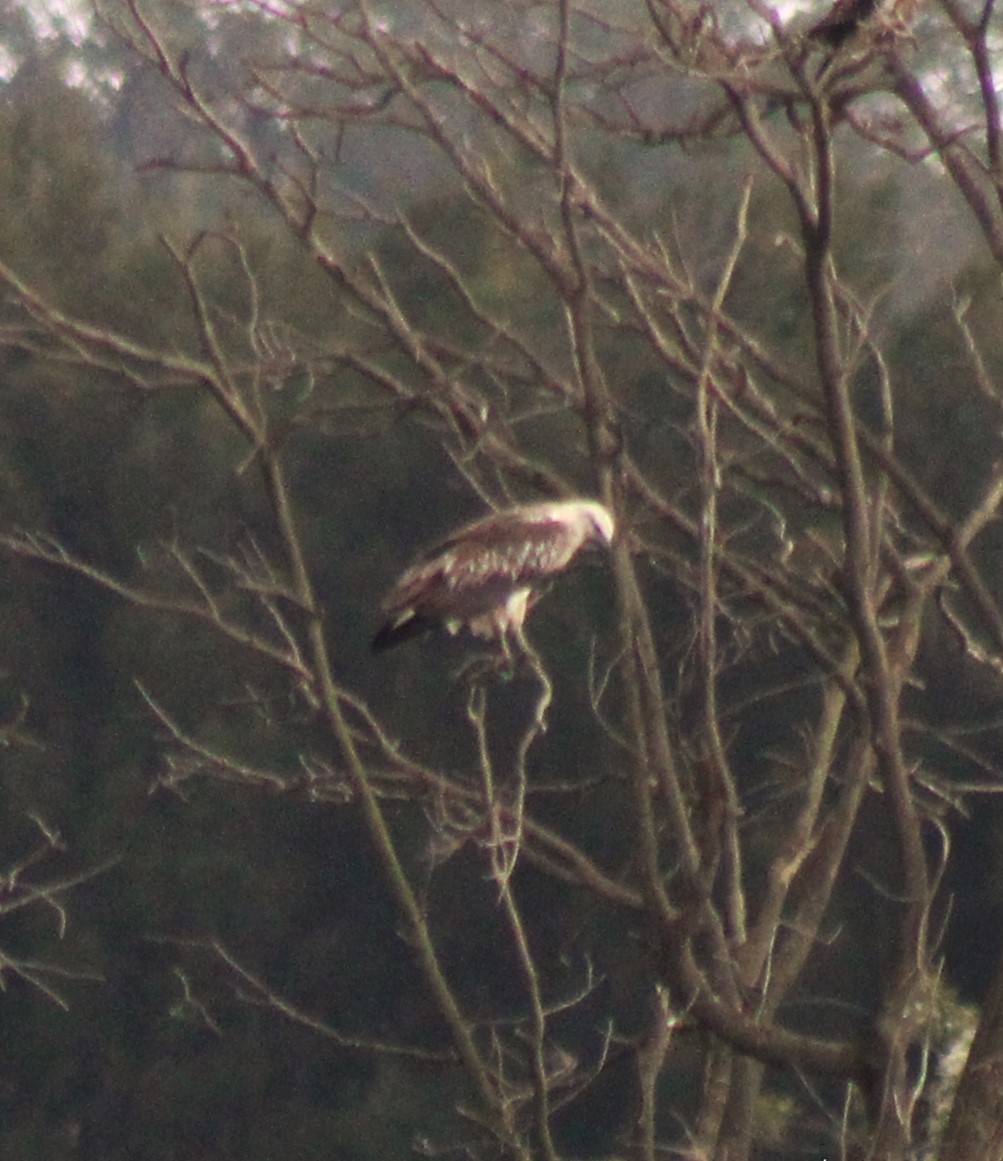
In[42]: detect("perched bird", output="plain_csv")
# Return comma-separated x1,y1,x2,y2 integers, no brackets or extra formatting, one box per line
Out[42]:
371,499,615,653
807,0,881,47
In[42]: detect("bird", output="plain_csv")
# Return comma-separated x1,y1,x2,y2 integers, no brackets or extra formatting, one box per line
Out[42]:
371,499,615,654
807,0,881,48
807,0,920,49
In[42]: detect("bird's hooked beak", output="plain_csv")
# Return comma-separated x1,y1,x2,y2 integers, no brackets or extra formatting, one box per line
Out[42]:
587,511,616,550
598,510,617,546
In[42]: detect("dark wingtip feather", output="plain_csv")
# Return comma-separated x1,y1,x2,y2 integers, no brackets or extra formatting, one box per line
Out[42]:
371,614,431,653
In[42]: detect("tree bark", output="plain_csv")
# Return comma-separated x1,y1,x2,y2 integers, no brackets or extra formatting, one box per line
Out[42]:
937,940,1003,1161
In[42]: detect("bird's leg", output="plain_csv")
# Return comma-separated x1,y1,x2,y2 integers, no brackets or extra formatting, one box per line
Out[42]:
452,632,521,685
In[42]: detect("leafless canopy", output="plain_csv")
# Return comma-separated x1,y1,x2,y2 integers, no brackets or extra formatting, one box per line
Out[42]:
3,0,1003,1158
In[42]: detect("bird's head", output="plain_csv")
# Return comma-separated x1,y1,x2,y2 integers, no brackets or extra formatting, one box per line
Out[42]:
578,502,615,548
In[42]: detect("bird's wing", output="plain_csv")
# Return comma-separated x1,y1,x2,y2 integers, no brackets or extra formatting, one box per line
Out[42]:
383,513,574,617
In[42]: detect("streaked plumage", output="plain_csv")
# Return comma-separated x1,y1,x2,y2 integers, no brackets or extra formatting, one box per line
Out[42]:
371,500,615,653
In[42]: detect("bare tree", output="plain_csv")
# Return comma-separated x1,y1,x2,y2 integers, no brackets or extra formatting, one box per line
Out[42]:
3,0,1003,1158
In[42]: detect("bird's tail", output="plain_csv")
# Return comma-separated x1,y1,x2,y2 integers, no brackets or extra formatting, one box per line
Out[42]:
371,612,432,653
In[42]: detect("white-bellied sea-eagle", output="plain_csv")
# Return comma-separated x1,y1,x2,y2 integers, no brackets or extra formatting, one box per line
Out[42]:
372,499,615,653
